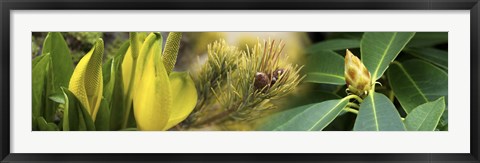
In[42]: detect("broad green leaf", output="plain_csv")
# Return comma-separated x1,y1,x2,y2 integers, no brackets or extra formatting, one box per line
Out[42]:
361,32,415,81
304,50,345,85
68,39,104,121
95,98,110,131
41,32,74,97
103,41,130,102
48,93,65,104
258,97,349,131
39,32,74,122
163,72,198,130
307,39,360,53
353,92,405,131
36,117,59,131
404,47,448,70
32,54,46,68
32,117,38,131
109,42,130,131
271,83,342,114
404,97,445,131
406,32,447,48
163,32,182,74
438,109,448,130
62,88,96,131
388,59,448,113
32,53,51,118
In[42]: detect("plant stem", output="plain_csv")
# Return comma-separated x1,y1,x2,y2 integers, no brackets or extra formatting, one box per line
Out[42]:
344,107,359,114
388,90,395,102
345,94,363,103
347,102,360,109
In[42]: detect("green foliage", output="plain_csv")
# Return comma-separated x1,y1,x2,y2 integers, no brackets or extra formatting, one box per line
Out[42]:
404,97,445,131
260,32,448,131
388,59,447,113
259,97,349,131
32,32,448,131
353,92,405,131
361,32,415,81
62,88,96,131
304,51,345,85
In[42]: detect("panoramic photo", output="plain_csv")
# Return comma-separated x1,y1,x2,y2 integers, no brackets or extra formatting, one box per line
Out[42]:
31,32,448,131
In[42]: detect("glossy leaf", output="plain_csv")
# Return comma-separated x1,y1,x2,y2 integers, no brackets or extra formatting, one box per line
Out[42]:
406,32,447,48
62,88,96,131
304,50,345,85
42,32,74,89
32,54,51,118
388,59,448,113
39,32,74,122
353,92,405,131
404,97,445,131
36,117,59,131
307,39,360,53
109,42,130,130
95,98,110,130
404,47,448,70
258,98,350,131
361,32,415,81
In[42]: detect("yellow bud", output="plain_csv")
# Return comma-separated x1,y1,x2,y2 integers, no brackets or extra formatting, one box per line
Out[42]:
68,39,104,121
344,49,371,96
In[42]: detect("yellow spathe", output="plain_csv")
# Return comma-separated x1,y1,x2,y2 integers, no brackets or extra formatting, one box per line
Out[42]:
68,39,104,121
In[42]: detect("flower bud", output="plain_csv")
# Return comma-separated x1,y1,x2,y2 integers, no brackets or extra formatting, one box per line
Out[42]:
344,49,371,96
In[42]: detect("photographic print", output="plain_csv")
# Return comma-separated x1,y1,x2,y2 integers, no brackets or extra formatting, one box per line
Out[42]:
31,32,448,131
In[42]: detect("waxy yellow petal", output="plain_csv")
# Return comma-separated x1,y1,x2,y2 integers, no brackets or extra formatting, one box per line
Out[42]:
122,32,146,95
68,39,104,121
163,72,198,130
133,33,172,131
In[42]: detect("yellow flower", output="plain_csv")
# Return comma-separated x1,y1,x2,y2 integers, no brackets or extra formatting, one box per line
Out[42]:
344,49,371,96
68,39,104,121
132,32,197,131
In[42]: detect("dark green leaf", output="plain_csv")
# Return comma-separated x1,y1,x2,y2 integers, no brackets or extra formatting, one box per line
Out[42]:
307,39,360,53
388,59,448,113
353,92,405,131
304,50,345,85
404,47,448,70
103,41,129,103
48,93,65,104
32,117,38,131
95,98,111,130
40,32,74,122
406,32,447,48
109,42,130,131
32,53,50,118
36,117,59,131
404,97,445,131
62,87,96,131
258,98,349,131
361,32,415,80
42,32,74,95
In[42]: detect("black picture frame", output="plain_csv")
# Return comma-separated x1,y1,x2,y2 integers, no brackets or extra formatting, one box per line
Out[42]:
1,0,479,162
